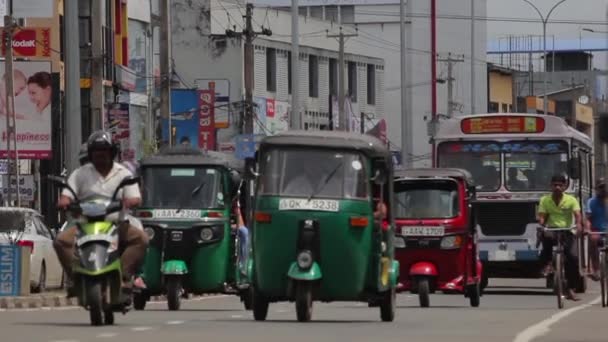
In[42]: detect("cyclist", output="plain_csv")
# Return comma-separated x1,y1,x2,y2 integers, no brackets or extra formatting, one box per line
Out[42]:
585,181,607,281
537,174,583,301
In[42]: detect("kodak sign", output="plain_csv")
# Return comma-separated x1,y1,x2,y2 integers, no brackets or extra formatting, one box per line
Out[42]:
0,28,51,57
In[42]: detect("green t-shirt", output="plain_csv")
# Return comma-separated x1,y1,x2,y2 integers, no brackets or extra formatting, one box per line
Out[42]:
538,194,581,228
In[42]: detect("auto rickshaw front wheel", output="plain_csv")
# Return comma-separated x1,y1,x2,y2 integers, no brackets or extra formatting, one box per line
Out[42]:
133,292,147,311
252,286,269,321
417,278,430,308
166,277,182,311
379,287,396,322
295,282,313,322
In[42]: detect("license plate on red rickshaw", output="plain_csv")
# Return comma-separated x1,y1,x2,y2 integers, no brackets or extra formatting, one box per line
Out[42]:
401,226,445,237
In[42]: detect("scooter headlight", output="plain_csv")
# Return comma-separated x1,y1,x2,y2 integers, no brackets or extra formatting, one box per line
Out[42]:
144,227,155,240
200,227,214,241
297,250,313,269
440,235,463,249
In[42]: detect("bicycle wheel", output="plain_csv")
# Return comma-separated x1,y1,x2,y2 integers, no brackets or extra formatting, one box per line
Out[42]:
554,252,564,309
601,250,607,308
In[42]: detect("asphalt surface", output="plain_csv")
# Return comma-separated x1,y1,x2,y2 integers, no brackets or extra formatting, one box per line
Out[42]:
0,278,604,342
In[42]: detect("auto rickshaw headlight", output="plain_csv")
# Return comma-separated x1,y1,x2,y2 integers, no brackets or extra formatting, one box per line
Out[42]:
297,250,313,269
440,235,463,249
394,236,406,249
144,227,155,240
200,227,214,241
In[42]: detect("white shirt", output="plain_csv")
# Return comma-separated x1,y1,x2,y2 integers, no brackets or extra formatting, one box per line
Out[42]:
62,162,141,201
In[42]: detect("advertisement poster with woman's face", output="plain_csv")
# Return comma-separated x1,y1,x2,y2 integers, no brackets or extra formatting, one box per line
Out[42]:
0,61,52,159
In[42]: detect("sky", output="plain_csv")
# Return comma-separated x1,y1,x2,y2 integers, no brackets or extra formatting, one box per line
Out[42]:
487,0,608,40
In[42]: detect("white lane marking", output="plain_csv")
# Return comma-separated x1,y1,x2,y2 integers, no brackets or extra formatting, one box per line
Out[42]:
231,315,243,318
96,333,117,338
50,340,79,342
131,327,153,332
166,320,184,325
0,295,229,313
513,296,601,342
276,309,288,313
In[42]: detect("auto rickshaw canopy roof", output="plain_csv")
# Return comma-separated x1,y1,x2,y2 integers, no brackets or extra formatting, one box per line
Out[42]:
395,168,475,186
259,130,391,161
140,146,244,171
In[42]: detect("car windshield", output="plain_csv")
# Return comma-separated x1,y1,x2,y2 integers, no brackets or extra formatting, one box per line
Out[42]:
504,141,569,191
0,211,26,233
258,148,368,199
394,180,460,219
142,166,224,209
438,142,500,191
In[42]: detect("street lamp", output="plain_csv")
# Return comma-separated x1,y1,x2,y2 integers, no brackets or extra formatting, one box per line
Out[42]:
522,0,568,115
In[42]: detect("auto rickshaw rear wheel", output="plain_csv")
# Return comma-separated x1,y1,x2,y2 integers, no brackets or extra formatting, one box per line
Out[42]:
467,283,480,307
133,292,147,311
252,286,269,321
417,278,430,308
379,287,396,322
166,277,182,311
295,282,313,322
241,289,252,310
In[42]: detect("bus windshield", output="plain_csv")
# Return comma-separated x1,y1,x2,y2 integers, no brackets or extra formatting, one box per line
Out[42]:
437,141,569,192
142,166,224,209
258,148,368,199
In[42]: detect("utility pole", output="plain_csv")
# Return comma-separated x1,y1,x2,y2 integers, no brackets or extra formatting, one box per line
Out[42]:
404,0,413,168
63,0,82,173
3,2,19,206
327,27,357,131
227,4,271,227
438,53,464,118
470,0,476,114
91,0,104,132
290,0,300,130
160,0,172,146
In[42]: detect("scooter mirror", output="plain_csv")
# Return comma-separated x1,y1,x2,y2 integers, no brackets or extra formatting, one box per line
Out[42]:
47,175,79,201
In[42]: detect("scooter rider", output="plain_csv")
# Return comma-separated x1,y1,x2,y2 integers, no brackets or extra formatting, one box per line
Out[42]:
53,131,149,300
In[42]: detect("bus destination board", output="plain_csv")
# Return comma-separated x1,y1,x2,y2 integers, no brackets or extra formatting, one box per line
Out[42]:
461,116,545,134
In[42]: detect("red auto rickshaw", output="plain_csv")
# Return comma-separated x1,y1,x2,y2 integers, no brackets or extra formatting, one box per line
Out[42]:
394,168,483,307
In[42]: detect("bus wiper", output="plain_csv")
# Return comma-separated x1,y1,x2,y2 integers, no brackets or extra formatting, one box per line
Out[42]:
307,162,343,202
176,182,205,213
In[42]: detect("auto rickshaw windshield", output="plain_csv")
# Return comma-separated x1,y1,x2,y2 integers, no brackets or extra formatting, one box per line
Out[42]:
258,148,368,199
395,180,459,219
142,166,225,209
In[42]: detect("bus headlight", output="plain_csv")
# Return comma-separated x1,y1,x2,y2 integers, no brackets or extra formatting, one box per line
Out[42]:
297,250,313,269
440,235,463,249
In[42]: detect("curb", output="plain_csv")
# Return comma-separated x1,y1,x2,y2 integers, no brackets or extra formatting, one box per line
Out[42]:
0,292,222,310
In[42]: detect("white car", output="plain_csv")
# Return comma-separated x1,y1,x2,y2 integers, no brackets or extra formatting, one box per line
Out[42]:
0,207,63,293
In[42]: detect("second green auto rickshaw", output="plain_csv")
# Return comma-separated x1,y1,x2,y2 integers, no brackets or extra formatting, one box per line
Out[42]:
133,146,251,311
248,130,399,322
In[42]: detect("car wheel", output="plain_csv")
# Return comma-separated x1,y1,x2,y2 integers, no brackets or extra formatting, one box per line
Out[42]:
32,262,46,293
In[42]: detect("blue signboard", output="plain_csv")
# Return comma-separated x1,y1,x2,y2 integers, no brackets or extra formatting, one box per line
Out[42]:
0,245,21,296
161,89,200,147
235,134,265,160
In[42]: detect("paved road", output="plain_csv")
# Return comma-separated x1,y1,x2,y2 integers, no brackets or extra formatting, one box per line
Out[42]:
0,278,604,342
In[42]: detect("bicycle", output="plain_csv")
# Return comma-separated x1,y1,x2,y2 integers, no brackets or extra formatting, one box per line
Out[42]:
538,226,576,309
587,231,608,308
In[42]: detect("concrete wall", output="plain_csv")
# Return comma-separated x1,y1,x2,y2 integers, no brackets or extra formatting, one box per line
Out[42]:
489,71,513,112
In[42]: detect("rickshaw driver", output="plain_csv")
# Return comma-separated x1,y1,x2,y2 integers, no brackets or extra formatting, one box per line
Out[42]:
585,181,607,281
537,174,583,301
54,131,149,299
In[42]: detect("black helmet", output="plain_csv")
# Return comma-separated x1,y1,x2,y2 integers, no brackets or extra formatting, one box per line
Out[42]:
87,131,118,160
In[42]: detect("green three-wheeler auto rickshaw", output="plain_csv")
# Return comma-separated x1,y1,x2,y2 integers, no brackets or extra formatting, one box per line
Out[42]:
247,130,399,322
133,146,251,310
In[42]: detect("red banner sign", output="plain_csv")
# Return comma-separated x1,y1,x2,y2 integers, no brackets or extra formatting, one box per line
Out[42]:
198,88,216,151
461,116,545,134
266,98,275,118
1,28,51,57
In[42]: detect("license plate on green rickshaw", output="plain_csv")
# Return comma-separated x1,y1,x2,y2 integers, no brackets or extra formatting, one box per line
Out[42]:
153,209,201,219
401,226,445,237
278,198,340,212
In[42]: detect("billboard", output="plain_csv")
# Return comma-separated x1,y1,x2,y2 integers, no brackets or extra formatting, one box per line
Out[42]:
0,61,52,159
196,79,230,129
106,103,136,161
0,28,51,57
198,88,216,150
162,89,200,148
